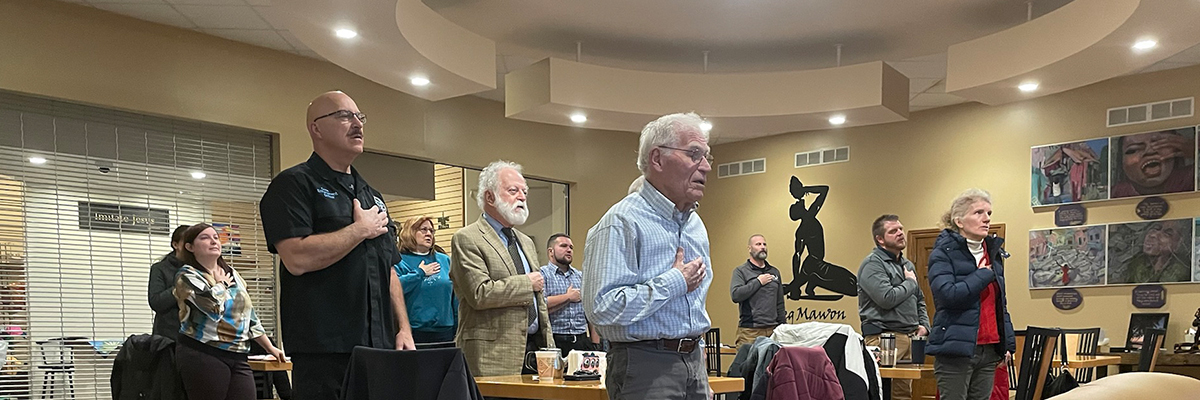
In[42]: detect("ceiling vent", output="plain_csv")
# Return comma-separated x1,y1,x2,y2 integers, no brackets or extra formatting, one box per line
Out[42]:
717,158,766,178
795,146,850,168
1107,97,1193,127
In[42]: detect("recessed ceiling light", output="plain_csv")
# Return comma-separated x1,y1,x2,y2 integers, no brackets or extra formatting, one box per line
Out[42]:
410,77,430,86
28,156,46,165
828,115,846,125
335,29,357,39
570,113,587,123
699,121,713,132
1018,82,1039,92
190,171,206,179
1133,39,1157,50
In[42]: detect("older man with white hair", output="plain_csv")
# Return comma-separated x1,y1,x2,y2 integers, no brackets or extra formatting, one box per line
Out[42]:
583,112,714,400
449,160,555,377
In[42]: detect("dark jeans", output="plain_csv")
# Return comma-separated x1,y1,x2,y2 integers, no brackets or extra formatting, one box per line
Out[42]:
553,333,598,357
175,337,255,400
606,341,708,400
933,345,1003,400
292,353,351,400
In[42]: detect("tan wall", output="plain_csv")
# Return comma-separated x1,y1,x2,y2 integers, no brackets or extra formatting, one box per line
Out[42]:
7,0,1200,349
0,0,640,256
705,64,1200,347
388,164,466,255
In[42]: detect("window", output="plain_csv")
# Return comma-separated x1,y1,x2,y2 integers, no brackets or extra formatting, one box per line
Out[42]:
0,90,275,399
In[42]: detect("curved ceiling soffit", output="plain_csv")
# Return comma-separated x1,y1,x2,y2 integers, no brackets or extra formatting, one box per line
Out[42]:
268,0,909,137
947,0,1200,105
265,0,496,101
505,58,910,140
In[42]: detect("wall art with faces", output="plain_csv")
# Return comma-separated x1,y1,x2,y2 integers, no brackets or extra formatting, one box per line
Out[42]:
1029,217,1198,289
1031,125,1197,207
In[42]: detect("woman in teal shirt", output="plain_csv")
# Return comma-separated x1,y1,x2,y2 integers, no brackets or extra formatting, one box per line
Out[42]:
394,216,458,344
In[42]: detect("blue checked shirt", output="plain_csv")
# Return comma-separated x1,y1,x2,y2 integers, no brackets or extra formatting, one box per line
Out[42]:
582,181,712,342
539,264,588,335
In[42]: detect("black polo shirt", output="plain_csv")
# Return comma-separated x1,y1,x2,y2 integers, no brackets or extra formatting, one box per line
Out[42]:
260,152,400,354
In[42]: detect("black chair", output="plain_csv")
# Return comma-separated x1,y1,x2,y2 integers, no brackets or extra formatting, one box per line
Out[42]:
341,346,483,400
1008,329,1026,389
1014,327,1061,400
704,328,721,377
1137,328,1166,372
1061,327,1100,382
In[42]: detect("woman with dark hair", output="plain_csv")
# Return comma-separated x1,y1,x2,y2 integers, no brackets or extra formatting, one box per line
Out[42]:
148,224,189,339
926,189,1016,400
174,223,285,399
394,216,458,344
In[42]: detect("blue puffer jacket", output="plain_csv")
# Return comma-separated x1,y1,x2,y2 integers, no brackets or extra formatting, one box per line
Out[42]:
925,229,1016,358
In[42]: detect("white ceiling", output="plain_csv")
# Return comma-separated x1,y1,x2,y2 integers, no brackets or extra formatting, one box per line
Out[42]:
58,0,1200,113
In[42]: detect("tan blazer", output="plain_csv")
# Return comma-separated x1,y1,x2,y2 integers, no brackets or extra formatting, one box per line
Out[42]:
450,217,554,377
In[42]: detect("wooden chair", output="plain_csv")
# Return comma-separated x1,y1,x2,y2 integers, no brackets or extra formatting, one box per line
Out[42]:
1008,329,1026,389
704,328,722,376
1014,327,1061,400
1061,327,1100,382
1137,328,1166,372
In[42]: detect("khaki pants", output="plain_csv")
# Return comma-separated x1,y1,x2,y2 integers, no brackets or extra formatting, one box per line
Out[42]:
734,326,777,346
865,333,914,400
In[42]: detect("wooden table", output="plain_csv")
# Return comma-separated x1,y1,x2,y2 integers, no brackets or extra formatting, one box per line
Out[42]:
1057,355,1122,378
1103,351,1200,377
878,364,933,400
475,375,744,400
720,346,738,355
249,359,292,398
248,359,292,371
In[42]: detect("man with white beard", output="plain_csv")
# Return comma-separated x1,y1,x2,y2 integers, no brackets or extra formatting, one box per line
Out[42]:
449,160,555,377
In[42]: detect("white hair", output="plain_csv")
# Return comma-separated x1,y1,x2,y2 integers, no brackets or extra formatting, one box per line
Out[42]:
476,160,523,209
627,176,645,194
941,188,992,232
636,112,708,174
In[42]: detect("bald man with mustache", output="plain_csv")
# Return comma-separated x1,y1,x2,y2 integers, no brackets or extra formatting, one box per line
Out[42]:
260,91,415,400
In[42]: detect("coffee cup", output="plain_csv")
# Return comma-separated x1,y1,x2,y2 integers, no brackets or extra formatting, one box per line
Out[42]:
524,349,565,380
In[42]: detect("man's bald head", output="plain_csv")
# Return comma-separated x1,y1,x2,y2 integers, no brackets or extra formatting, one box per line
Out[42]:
748,234,764,245
306,91,351,123
306,91,365,171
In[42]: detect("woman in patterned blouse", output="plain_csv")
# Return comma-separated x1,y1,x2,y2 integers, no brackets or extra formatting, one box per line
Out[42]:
174,223,285,399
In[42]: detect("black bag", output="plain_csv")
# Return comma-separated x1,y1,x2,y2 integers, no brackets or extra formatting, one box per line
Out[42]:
1042,336,1079,397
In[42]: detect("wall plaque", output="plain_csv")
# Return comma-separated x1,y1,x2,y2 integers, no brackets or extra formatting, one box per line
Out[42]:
1135,197,1169,220
1132,285,1167,309
1052,288,1083,310
1054,204,1087,227
78,202,170,235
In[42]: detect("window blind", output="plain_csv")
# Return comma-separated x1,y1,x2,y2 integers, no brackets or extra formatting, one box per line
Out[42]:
0,90,275,399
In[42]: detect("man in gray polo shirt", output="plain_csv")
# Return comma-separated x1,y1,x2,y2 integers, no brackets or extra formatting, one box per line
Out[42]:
857,214,929,400
729,234,786,346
